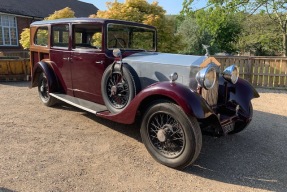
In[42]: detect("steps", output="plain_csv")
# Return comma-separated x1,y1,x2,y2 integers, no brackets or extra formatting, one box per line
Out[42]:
50,93,108,114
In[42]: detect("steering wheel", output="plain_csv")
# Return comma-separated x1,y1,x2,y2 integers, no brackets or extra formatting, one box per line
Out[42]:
108,37,126,48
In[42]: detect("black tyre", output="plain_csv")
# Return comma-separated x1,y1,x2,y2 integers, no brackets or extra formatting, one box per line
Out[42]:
140,101,202,169
229,102,253,134
38,72,57,107
101,64,137,114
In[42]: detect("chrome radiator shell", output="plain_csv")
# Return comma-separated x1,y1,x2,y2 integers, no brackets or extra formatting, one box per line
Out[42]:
201,80,219,106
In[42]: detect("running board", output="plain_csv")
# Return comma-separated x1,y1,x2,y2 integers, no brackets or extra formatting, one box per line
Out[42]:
49,93,108,114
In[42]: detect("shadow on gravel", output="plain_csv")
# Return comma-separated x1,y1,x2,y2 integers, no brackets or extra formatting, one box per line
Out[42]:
0,187,17,192
83,112,142,142
54,103,142,142
53,103,287,191
186,110,287,191
0,81,29,87
53,103,86,113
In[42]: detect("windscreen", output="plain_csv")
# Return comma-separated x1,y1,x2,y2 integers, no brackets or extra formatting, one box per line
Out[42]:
107,23,156,51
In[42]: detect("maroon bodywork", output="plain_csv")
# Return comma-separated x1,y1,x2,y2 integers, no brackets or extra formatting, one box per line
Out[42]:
30,19,155,102
97,81,214,124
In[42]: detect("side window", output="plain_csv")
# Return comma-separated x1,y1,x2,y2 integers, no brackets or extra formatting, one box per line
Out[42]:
131,31,154,50
52,25,69,48
73,24,102,50
34,27,48,46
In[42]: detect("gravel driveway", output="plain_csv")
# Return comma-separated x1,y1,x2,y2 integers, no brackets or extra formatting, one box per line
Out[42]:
0,82,287,192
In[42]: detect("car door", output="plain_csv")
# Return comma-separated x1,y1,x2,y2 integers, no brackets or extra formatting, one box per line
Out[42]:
70,23,106,104
49,24,73,95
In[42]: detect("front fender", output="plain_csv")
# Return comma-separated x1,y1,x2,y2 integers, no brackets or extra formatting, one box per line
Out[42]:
31,61,58,92
218,76,259,115
97,81,214,124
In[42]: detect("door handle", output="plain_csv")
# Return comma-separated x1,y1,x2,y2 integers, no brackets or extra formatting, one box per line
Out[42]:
95,61,103,64
63,57,72,61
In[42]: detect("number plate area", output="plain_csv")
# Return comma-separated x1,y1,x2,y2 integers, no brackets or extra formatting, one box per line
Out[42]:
221,121,235,134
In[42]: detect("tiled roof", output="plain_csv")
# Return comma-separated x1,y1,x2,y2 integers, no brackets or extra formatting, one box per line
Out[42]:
0,0,98,18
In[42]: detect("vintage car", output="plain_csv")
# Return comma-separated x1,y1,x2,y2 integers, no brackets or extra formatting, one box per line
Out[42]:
29,18,259,169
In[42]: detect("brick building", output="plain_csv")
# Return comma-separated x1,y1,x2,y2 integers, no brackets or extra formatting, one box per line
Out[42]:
0,0,98,52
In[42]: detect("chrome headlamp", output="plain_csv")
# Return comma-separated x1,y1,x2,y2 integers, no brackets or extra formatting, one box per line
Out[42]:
196,66,216,90
222,65,239,84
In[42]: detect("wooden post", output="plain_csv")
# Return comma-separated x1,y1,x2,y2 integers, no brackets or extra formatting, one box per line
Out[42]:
247,57,252,83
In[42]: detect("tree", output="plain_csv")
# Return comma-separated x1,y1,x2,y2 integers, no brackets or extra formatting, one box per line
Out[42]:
177,0,195,22
19,28,31,50
44,7,75,20
194,7,242,53
19,7,75,49
177,16,212,55
237,13,282,55
208,0,287,56
179,2,242,54
90,0,183,53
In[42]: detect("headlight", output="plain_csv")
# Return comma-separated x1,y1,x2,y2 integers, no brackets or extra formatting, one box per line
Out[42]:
222,65,239,84
196,66,216,90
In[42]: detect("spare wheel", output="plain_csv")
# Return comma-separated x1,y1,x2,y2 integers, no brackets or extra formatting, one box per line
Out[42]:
101,64,137,114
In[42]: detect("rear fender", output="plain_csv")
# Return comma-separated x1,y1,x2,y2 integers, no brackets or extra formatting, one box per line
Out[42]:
218,76,259,115
97,81,214,124
31,61,59,92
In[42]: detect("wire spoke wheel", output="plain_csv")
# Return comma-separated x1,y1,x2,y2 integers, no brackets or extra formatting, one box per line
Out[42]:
39,74,49,101
37,72,57,107
140,101,202,169
106,73,130,109
148,112,185,158
101,64,137,114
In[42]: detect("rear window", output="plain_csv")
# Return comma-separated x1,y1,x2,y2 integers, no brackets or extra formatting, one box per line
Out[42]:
34,27,48,46
52,24,69,48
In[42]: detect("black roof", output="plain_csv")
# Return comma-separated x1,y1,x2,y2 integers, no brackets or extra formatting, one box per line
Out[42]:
31,18,156,30
0,0,98,18
31,18,107,25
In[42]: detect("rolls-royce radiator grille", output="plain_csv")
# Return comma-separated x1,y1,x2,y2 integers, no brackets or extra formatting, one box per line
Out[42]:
201,80,219,106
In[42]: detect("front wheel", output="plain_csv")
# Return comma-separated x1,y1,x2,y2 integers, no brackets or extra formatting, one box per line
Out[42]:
140,101,202,169
38,72,57,107
229,102,253,134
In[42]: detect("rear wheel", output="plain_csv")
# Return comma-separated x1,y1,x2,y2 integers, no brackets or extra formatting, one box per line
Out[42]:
140,101,202,169
38,72,57,107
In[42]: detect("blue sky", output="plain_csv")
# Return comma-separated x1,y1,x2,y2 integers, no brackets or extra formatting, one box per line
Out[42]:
80,0,208,15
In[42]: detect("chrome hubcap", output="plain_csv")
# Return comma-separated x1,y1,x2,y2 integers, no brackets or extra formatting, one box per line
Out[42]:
106,73,130,109
157,129,166,142
111,85,117,96
40,84,44,92
148,113,185,158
